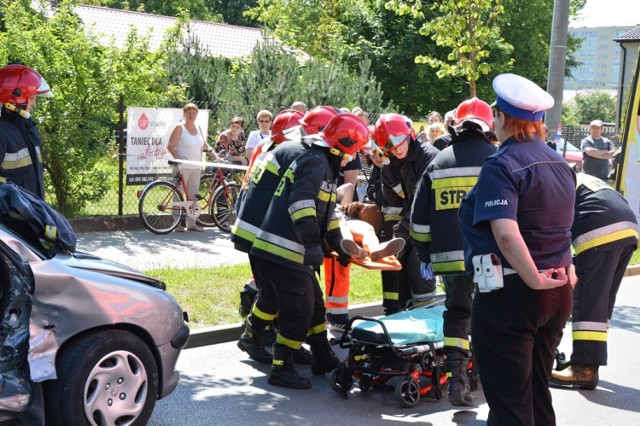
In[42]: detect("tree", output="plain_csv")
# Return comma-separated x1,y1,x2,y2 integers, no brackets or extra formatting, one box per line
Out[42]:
572,91,617,124
386,0,512,97
1,0,184,214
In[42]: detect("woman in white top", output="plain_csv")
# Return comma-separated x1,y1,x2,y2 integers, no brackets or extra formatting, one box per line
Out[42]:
245,109,273,160
167,103,212,232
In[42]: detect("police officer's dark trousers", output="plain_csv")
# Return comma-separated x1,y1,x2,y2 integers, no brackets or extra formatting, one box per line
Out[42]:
471,276,572,426
572,243,635,366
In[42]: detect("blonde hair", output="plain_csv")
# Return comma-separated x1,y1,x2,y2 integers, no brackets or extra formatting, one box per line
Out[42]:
427,123,446,140
256,110,273,121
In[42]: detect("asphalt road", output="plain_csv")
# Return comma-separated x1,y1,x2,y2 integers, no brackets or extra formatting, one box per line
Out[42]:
76,228,640,425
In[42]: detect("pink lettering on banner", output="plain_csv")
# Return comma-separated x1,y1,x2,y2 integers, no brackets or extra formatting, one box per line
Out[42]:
137,144,167,161
138,113,149,130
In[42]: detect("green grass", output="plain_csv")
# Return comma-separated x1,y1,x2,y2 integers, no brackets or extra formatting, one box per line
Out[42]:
145,263,383,329
149,248,640,330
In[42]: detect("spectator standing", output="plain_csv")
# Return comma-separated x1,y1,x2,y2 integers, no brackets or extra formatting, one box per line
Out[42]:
167,103,212,232
550,174,638,390
0,64,53,199
427,123,446,144
459,73,575,425
581,120,619,181
245,110,273,160
215,116,247,165
428,111,442,124
432,110,455,151
411,97,496,407
290,101,307,114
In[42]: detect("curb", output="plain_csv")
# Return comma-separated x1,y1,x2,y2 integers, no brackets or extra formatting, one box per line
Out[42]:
69,215,144,233
185,302,384,349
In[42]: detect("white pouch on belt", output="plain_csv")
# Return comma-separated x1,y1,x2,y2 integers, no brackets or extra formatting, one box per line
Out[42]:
472,253,504,293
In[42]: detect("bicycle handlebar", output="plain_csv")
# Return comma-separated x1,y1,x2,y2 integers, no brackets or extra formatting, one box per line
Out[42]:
167,158,248,172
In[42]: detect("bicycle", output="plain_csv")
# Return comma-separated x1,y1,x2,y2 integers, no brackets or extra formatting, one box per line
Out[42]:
138,158,242,235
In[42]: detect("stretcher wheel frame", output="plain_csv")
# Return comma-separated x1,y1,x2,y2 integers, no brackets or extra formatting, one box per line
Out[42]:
330,365,353,399
395,377,420,407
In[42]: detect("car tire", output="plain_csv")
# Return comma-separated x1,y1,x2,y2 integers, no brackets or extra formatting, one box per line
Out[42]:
44,330,159,426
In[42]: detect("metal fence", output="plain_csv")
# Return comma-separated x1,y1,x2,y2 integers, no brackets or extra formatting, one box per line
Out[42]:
72,124,624,218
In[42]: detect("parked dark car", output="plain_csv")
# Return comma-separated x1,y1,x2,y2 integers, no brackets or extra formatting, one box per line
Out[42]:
0,222,189,425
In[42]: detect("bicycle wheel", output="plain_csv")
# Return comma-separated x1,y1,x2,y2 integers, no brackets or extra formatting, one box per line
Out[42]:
210,182,240,233
138,181,184,234
195,173,218,228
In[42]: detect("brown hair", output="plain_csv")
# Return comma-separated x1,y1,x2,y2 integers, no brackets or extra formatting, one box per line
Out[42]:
230,116,244,128
183,103,198,112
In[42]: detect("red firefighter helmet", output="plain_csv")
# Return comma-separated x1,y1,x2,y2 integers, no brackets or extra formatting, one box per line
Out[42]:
318,113,370,156
453,97,493,132
372,113,415,153
271,109,304,144
0,64,53,106
299,106,339,135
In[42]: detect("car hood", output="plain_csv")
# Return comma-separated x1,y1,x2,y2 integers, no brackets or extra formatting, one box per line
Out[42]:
56,251,166,290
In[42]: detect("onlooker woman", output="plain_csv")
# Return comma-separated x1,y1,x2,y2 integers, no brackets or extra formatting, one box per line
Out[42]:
427,123,446,144
167,103,212,232
428,111,442,124
459,73,576,424
246,110,272,160
215,116,247,165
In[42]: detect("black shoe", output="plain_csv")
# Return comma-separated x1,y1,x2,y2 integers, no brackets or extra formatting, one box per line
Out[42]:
310,342,341,375
237,334,272,364
269,344,312,389
292,346,313,364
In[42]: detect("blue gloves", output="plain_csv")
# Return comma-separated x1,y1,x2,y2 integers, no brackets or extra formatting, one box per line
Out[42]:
420,262,433,281
304,245,324,268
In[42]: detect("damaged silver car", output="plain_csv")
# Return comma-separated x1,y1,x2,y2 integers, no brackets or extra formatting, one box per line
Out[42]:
0,198,189,425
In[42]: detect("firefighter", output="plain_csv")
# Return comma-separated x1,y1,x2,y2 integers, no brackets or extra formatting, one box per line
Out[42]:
232,107,338,365
411,97,496,406
0,64,53,199
250,113,369,389
372,114,440,308
550,173,638,389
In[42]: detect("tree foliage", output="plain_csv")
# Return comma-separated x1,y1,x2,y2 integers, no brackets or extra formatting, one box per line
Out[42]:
386,0,512,97
1,0,184,214
570,91,617,124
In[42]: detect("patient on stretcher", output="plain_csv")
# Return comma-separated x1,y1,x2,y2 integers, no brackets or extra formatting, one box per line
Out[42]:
338,218,405,262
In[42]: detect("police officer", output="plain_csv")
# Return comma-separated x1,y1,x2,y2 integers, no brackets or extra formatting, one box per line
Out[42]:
250,114,369,389
550,174,638,390
232,107,337,364
372,114,440,308
411,97,496,406
459,73,576,425
0,64,53,199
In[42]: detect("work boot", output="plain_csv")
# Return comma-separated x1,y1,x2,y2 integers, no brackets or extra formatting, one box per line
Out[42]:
237,316,272,364
310,341,342,375
445,350,473,407
293,346,313,364
370,237,405,261
550,365,599,390
268,344,312,389
340,239,367,259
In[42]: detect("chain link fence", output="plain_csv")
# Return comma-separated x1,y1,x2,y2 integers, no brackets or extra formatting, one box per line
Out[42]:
72,118,624,218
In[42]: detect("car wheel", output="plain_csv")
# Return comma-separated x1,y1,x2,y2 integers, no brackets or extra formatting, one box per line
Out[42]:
44,330,159,426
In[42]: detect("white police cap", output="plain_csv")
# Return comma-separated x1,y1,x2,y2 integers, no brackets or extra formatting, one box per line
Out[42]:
492,73,554,122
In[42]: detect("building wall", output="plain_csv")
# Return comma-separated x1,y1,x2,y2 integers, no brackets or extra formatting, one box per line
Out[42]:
565,26,635,91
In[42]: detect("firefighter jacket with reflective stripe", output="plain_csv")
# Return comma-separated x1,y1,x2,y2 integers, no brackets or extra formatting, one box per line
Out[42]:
250,146,341,272
0,112,45,199
572,173,638,255
411,132,496,273
231,139,308,251
384,140,439,238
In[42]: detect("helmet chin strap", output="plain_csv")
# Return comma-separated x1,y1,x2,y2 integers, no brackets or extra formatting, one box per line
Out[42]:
329,147,353,162
3,102,30,119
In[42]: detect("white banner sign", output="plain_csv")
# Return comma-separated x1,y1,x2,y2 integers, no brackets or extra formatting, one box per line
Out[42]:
126,107,209,185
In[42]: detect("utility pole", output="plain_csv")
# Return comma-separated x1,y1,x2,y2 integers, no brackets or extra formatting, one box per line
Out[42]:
545,0,571,133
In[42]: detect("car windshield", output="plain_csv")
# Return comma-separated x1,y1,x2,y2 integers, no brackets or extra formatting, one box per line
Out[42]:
556,140,581,153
